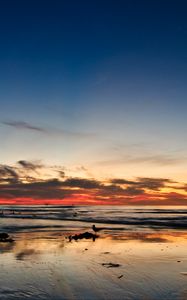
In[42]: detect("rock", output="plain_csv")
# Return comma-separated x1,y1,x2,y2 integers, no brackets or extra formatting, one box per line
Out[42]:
0,232,14,243
0,232,9,240
69,231,98,242
101,262,121,268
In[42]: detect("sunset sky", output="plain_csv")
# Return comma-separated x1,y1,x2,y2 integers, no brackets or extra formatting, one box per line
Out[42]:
0,0,187,205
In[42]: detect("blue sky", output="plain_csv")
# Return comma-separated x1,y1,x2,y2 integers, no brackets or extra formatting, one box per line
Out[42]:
0,0,187,183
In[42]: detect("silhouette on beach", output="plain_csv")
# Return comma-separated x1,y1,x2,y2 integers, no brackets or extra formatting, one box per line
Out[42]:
92,224,104,233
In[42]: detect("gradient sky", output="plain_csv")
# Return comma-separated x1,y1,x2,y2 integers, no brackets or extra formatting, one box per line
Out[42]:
0,0,187,205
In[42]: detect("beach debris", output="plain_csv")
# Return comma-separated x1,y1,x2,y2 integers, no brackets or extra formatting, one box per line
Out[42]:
92,224,104,233
180,272,187,275
68,231,98,242
0,233,9,240
118,275,124,279
177,261,181,263
103,252,110,254
101,262,121,268
0,232,14,243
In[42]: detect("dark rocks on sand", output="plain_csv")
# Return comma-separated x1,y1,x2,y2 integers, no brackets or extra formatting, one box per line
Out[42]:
0,233,9,239
0,232,14,243
69,231,98,242
101,262,121,268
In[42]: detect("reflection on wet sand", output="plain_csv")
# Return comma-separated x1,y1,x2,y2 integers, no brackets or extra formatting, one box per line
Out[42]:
106,231,187,243
3,232,66,260
1,230,187,259
0,229,187,299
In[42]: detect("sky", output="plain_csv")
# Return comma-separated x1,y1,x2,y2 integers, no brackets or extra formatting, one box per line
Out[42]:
0,0,187,205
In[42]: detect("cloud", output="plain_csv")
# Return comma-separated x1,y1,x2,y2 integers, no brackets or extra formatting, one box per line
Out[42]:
2,121,47,133
0,179,72,200
58,170,66,178
0,165,19,183
176,184,187,192
1,120,96,139
111,179,137,185
111,177,173,191
17,160,43,171
62,178,102,189
0,161,186,205
135,177,173,190
125,187,145,195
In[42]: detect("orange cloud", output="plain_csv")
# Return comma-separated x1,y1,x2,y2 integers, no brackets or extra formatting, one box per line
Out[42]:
0,162,187,205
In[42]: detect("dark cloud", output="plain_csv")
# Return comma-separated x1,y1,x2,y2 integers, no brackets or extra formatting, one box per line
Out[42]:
0,179,72,200
180,184,187,192
1,120,96,139
93,184,124,198
94,184,144,198
102,184,124,192
2,121,47,133
18,160,43,171
111,177,172,191
111,179,137,185
0,165,19,183
0,176,114,201
58,171,66,178
125,187,145,195
0,161,186,205
136,177,172,190
62,178,102,189
18,178,62,188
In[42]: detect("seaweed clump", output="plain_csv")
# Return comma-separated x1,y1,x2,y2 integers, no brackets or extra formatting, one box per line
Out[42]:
69,231,98,242
0,232,14,243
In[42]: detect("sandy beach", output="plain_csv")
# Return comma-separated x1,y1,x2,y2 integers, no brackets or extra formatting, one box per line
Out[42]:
0,213,187,300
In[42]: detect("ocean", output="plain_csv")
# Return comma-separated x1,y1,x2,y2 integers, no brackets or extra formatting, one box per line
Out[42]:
0,205,187,233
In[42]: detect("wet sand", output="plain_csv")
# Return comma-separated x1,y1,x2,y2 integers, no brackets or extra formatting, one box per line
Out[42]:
0,226,187,300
